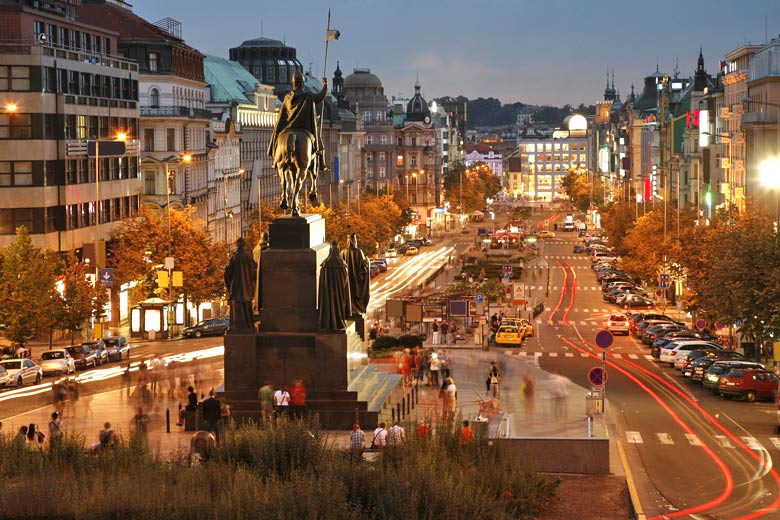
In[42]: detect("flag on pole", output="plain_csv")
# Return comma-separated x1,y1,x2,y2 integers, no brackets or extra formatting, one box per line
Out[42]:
326,29,340,41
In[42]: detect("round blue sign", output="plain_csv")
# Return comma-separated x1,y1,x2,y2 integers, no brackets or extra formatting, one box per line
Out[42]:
595,330,614,349
588,367,607,386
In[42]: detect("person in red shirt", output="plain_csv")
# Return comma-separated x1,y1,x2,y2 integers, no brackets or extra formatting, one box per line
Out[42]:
459,420,474,446
415,418,431,445
290,379,307,420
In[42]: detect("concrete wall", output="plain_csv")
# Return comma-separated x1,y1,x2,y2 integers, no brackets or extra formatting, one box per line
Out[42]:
499,437,610,474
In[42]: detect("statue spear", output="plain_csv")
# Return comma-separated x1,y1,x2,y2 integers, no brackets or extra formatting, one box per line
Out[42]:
318,9,339,175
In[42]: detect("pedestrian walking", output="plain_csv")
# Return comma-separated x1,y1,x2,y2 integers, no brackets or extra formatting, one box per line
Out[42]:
549,372,570,419
432,320,440,345
415,419,431,444
48,411,62,449
412,348,424,386
487,361,500,399
440,320,449,344
400,349,412,387
122,363,132,400
132,407,151,440
521,371,536,419
290,379,307,420
440,377,457,424
429,350,441,387
273,385,291,422
350,423,365,461
258,381,274,426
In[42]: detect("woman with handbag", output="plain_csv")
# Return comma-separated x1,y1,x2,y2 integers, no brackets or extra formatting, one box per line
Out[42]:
371,421,388,450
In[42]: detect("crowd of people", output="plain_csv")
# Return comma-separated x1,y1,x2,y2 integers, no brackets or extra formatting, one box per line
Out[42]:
256,379,308,425
396,346,454,388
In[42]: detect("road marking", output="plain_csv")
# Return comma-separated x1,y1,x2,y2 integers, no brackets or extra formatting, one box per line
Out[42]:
628,354,639,359
769,438,780,451
503,351,513,356
714,435,734,448
580,353,590,358
741,436,762,450
549,352,558,357
686,434,703,446
626,431,643,444
564,353,574,358
517,351,528,356
657,433,674,445
644,355,654,361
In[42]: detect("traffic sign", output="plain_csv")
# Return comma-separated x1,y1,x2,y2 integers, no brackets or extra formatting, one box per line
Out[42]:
735,318,744,329
695,319,707,331
659,273,670,288
475,293,484,304
588,367,607,386
503,263,512,279
87,140,126,158
715,320,725,330
99,268,114,287
595,330,614,349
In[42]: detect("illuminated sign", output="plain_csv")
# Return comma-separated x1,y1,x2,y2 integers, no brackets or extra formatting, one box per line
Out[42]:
699,110,710,148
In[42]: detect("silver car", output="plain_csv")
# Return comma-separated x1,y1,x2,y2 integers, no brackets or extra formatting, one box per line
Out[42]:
0,358,43,387
39,349,76,376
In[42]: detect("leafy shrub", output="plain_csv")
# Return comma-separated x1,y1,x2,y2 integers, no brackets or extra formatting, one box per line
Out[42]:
397,334,424,348
372,335,398,351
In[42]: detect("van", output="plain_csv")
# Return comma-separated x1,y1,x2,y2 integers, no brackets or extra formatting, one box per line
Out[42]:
563,222,575,231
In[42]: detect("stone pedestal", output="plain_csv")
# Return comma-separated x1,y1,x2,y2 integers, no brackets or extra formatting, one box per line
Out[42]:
223,214,382,429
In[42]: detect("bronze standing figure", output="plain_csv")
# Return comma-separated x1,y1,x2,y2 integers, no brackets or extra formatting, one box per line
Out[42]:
342,232,371,315
224,238,258,331
318,241,351,330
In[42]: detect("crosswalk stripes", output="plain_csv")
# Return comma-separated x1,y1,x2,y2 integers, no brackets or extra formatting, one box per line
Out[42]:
548,352,558,357
613,353,623,359
625,433,780,451
685,434,703,446
644,355,654,361
626,431,643,443
564,353,574,357
502,350,658,361
628,354,639,359
741,436,762,450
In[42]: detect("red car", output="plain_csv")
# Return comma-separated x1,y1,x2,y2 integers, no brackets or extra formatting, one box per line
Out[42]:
719,369,780,402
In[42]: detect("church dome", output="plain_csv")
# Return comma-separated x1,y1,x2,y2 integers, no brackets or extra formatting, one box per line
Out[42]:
344,68,383,89
406,80,430,122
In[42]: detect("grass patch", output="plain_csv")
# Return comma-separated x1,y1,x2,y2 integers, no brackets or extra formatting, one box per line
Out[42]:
0,420,559,519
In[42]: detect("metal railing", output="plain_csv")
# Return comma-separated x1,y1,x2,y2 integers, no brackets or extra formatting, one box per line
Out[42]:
141,106,212,119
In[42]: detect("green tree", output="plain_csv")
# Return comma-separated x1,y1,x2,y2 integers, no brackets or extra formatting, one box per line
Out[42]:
600,202,636,256
0,227,61,347
59,251,108,343
443,162,501,213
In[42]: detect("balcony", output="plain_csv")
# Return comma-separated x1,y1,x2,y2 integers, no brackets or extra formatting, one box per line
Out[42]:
742,111,780,126
141,106,212,120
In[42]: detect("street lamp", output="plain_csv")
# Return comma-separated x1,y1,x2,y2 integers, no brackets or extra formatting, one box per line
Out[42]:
412,171,418,209
745,96,780,222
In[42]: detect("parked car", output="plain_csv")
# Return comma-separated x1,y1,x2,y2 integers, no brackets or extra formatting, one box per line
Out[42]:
689,353,747,382
65,344,99,370
665,341,722,367
703,361,765,393
0,358,43,387
0,365,14,389
719,369,780,402
81,340,108,366
405,246,419,256
515,318,534,338
536,230,555,238
642,323,685,345
622,294,655,308
183,317,229,339
680,348,725,375
103,336,130,361
605,314,629,335
385,247,397,258
573,244,584,253
39,349,76,376
370,263,380,278
495,325,523,346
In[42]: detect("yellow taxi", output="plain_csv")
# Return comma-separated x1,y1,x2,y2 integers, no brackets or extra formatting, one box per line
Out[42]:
516,318,534,338
536,230,555,238
495,325,523,346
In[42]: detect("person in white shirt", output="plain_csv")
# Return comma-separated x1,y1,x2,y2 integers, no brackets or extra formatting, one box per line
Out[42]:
273,386,291,421
371,421,388,449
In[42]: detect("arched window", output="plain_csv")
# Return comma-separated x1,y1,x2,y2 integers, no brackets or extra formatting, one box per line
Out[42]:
149,88,160,108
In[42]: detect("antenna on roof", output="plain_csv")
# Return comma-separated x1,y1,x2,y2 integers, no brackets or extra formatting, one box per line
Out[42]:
260,19,263,38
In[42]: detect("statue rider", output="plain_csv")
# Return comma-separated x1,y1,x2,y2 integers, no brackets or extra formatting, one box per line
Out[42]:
267,70,328,173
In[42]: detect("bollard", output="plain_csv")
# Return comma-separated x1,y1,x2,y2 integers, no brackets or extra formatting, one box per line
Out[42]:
401,397,406,418
411,388,415,410
406,394,411,416
396,402,401,421
587,415,593,438
414,386,419,405
165,408,170,433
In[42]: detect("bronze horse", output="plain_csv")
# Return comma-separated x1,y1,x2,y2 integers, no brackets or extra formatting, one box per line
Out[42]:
273,129,319,216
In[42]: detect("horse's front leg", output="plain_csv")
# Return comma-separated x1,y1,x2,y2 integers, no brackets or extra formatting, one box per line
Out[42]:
290,166,303,217
279,167,289,210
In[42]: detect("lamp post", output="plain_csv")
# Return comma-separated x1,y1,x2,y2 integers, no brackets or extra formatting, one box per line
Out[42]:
238,168,245,236
412,171,418,210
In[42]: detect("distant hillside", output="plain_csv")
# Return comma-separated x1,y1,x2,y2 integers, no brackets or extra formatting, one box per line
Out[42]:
435,96,596,129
